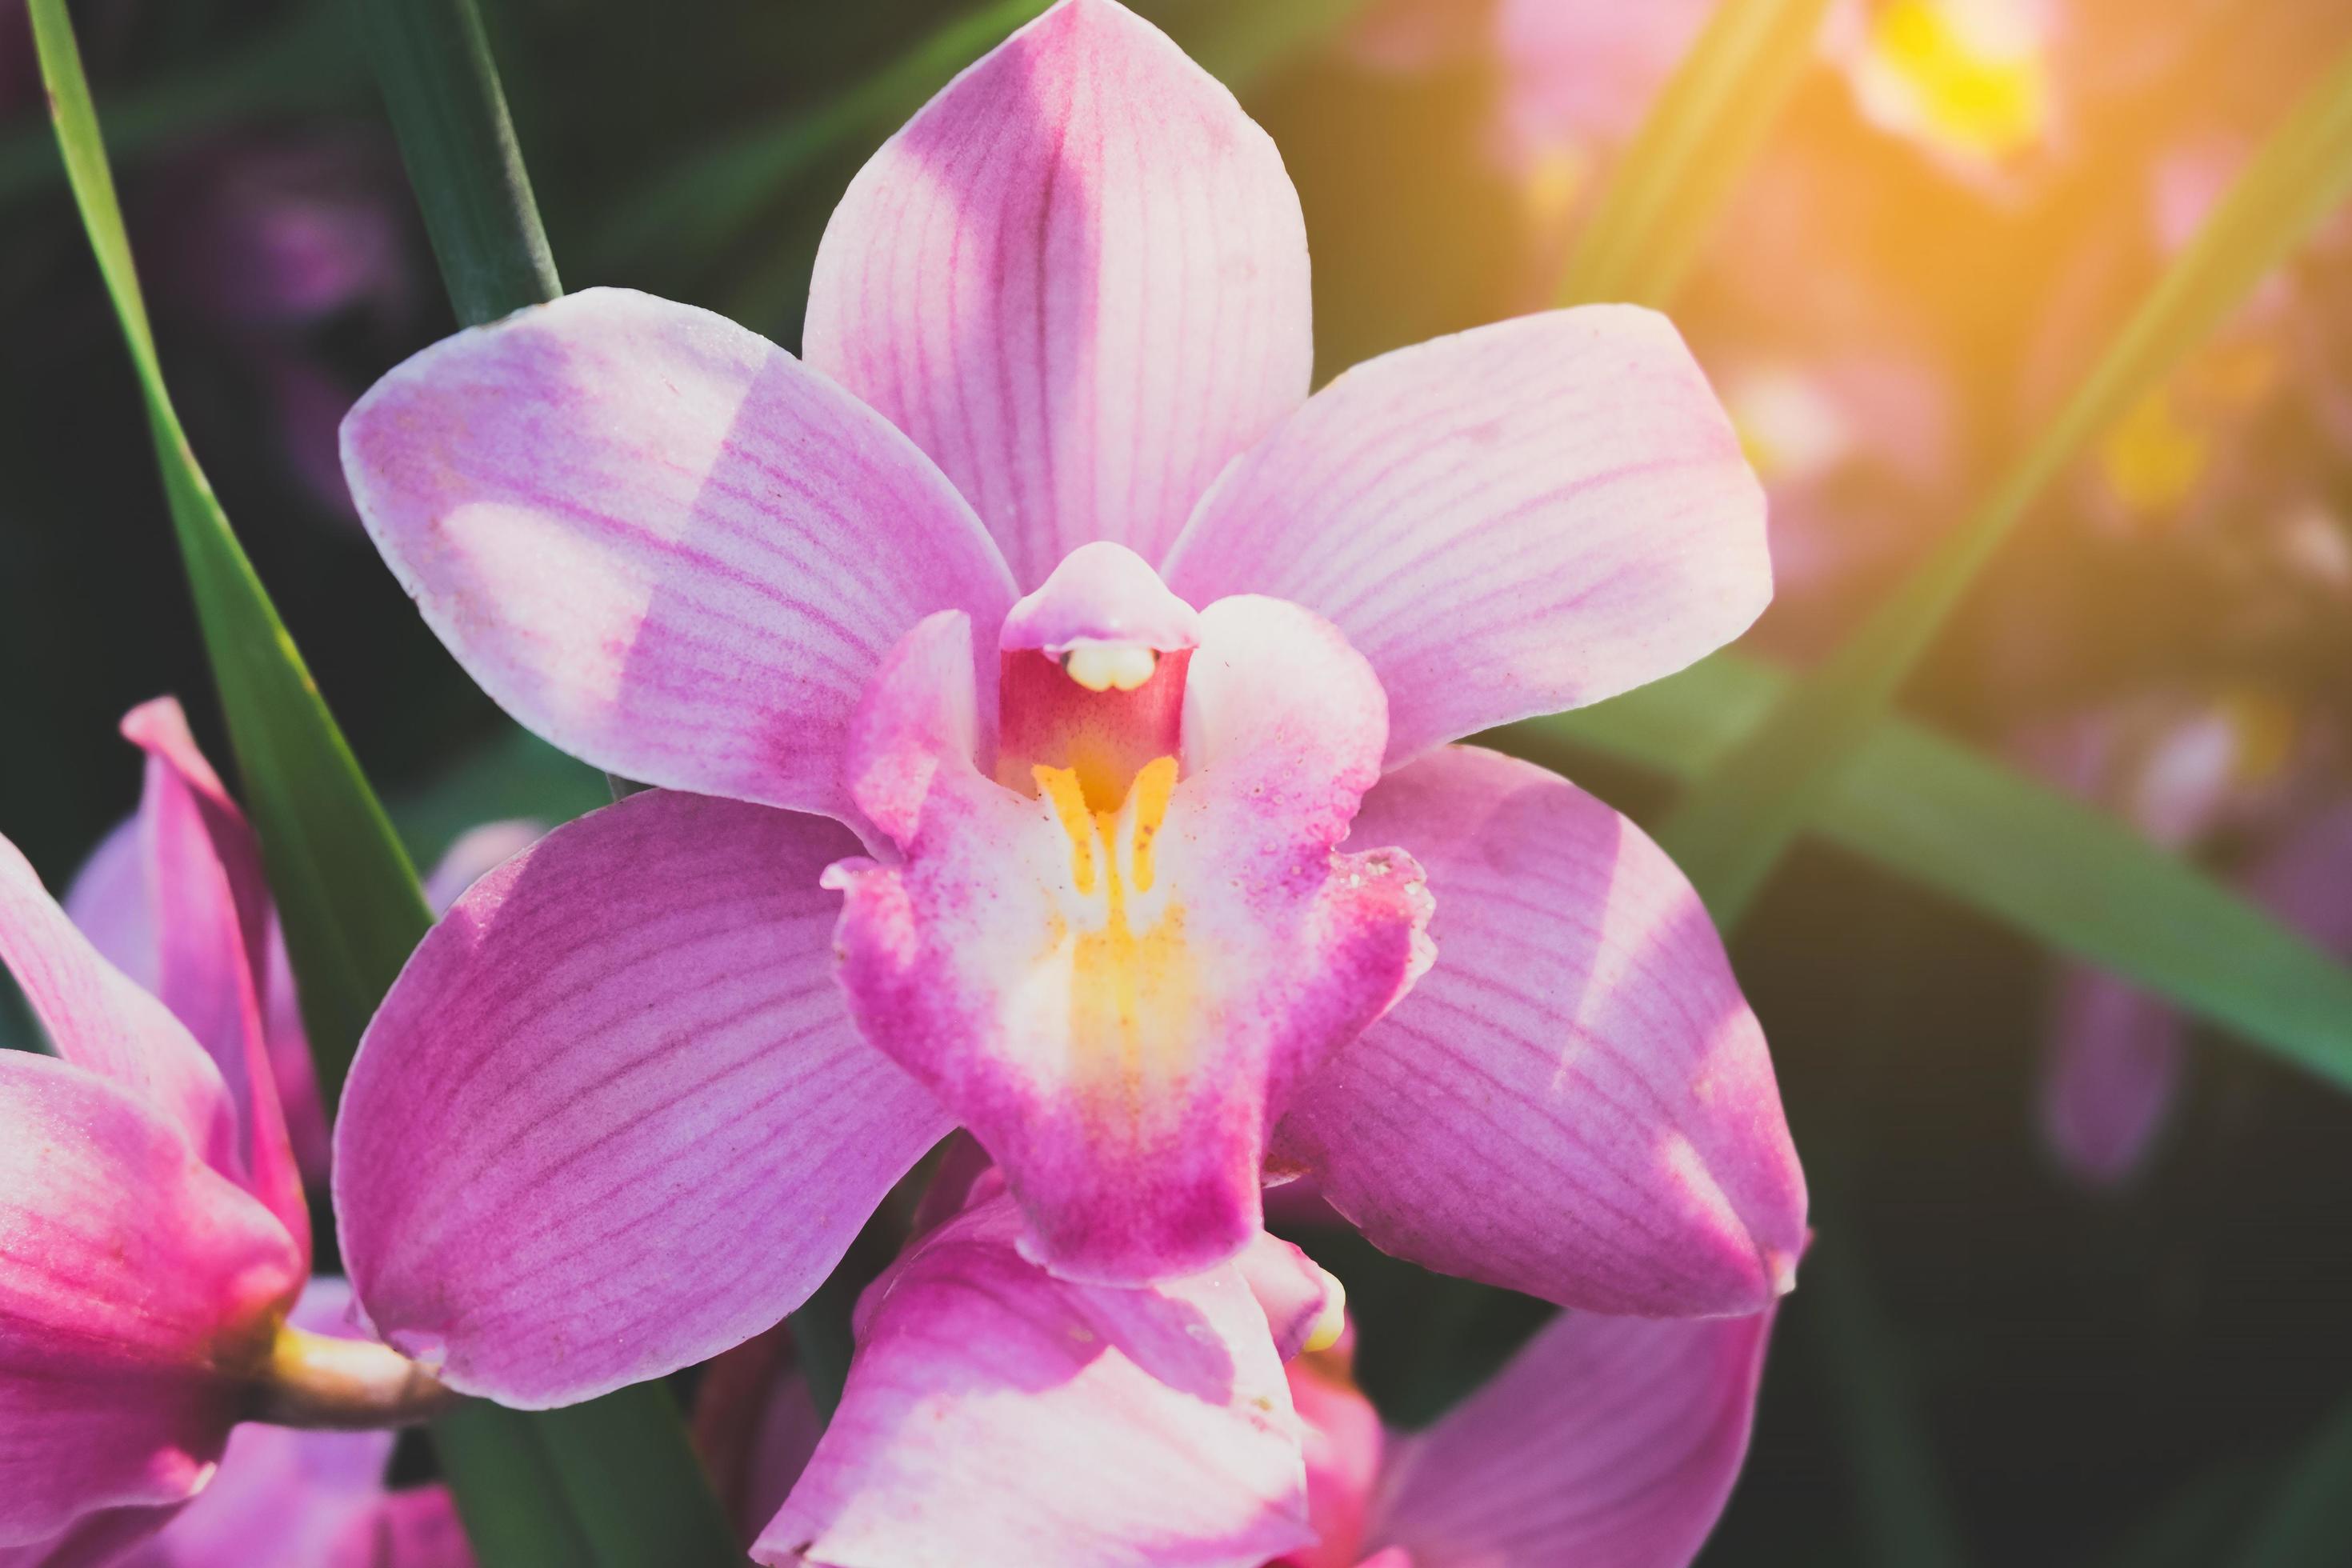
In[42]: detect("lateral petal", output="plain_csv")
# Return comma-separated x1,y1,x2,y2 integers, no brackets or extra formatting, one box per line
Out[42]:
1277,747,1806,1318
334,790,952,1407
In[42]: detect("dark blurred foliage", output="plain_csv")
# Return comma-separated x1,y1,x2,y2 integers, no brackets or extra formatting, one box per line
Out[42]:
6,2,2352,1562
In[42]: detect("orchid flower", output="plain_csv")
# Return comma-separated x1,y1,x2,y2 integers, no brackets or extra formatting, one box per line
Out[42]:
1830,0,2057,178
331,0,1806,1410
699,1158,1773,1567
2013,690,2344,1182
1,701,453,1564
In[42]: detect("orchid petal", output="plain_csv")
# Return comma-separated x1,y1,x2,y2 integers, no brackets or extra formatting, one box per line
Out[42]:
341,286,1017,822
1277,747,1806,1318
805,0,1312,587
334,789,953,1408
754,1196,1312,1567
0,1053,302,1549
1273,1336,1384,1568
1162,309,1770,765
118,1281,428,1568
0,833,232,1188
1370,1306,1775,1568
120,698,306,1247
2038,967,2184,1186
419,819,546,913
62,817,156,997
830,599,1430,1285
1234,1234,1338,1364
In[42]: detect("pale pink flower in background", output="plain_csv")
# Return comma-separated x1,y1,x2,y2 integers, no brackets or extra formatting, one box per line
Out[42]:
2016,691,2344,1183
331,0,1803,1412
138,130,422,520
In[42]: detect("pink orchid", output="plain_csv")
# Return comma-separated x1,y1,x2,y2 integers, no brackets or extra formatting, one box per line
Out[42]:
2014,692,2346,1183
706,1160,1772,1567
2042,796,2352,1185
331,0,1805,1409
1,700,450,1563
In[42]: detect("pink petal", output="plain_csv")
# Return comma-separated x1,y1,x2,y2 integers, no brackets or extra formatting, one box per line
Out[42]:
341,287,1017,822
120,698,307,1248
0,1053,303,1550
694,1330,824,1548
829,599,1431,1284
0,832,234,1193
2037,967,2184,1186
117,1281,425,1568
324,1488,474,1568
1493,0,1716,161
754,1195,1312,1567
334,789,953,1407
804,0,1312,588
419,819,546,913
62,816,157,996
1275,747,1806,1318
1234,1234,1339,1364
1162,309,1770,766
1273,1338,1385,1568
1370,1307,1776,1568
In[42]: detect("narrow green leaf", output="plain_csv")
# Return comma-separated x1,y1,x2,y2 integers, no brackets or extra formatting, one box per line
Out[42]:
0,2,359,207
350,0,560,322
32,0,425,1111
1654,39,2352,927
2232,1394,2352,1568
1554,0,1837,308
33,6,737,1562
1496,652,2352,1094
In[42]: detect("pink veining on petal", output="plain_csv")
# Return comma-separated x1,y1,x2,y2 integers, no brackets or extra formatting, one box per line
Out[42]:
1162,307,1770,766
341,286,1016,825
0,1052,302,1551
1278,746,1806,1318
754,1194,1312,1567
1367,1306,1776,1567
805,0,1312,586
829,591,1431,1286
334,789,952,1408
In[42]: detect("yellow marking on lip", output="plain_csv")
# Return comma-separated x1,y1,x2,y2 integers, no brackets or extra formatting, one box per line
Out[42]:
1035,757,1192,1086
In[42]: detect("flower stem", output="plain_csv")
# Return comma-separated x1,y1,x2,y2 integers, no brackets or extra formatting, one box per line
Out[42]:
248,1326,460,1431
